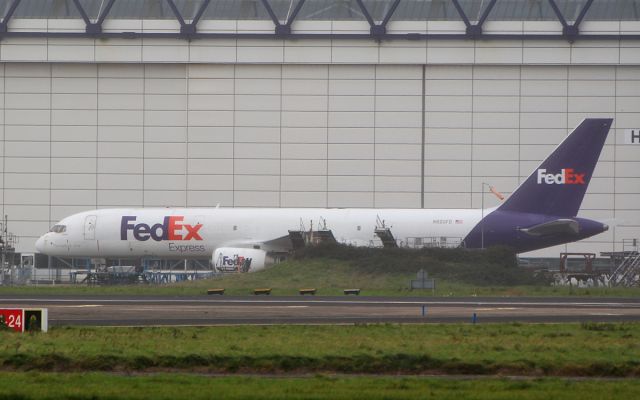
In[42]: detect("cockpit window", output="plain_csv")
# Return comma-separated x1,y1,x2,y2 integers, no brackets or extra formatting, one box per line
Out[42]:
49,225,66,233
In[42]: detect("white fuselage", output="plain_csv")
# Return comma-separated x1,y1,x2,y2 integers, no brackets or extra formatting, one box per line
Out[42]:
36,208,485,259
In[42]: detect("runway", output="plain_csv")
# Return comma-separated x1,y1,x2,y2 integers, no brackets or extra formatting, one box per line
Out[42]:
2,295,640,326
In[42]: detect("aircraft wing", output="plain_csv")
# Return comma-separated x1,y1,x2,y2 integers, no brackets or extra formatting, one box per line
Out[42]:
519,219,580,236
221,235,293,252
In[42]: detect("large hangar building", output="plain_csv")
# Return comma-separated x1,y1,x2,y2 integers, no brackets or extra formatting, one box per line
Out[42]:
0,0,638,258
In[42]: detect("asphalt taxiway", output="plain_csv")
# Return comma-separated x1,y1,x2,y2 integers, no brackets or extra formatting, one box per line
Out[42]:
1,295,639,326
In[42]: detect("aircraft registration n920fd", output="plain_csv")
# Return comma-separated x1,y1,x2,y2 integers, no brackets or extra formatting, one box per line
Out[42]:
36,119,612,273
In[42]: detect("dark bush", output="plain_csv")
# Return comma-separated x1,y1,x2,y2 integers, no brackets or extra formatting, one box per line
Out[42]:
294,243,549,286
79,355,121,371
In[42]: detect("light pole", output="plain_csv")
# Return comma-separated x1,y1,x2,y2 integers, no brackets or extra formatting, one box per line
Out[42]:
481,182,489,250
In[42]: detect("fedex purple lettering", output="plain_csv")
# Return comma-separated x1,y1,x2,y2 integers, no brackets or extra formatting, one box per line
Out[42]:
121,216,203,241
215,253,252,273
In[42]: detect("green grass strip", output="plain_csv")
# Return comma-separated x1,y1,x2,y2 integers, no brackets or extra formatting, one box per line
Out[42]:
0,372,640,400
2,257,639,297
2,245,639,296
2,323,640,376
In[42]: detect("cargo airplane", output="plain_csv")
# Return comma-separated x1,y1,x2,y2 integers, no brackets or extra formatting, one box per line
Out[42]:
36,118,612,272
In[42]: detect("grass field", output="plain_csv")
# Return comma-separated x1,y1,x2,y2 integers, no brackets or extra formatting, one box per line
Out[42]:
3,247,637,399
0,373,639,400
1,323,639,376
1,248,638,297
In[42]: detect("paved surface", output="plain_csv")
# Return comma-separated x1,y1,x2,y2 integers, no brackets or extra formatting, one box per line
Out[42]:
1,295,639,326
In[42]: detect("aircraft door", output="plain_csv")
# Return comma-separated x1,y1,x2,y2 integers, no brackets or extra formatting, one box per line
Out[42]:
84,215,97,240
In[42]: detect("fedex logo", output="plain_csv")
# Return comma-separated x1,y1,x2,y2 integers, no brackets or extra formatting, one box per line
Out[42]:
121,216,203,241
216,254,252,273
536,168,585,185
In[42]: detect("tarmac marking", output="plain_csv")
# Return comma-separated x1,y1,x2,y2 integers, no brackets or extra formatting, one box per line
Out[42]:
589,313,622,316
55,305,104,308
2,298,639,308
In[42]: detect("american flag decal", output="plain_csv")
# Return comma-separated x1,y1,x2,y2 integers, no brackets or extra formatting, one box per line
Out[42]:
455,220,463,224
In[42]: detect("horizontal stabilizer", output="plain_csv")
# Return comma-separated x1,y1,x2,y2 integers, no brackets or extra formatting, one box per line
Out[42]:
520,219,579,237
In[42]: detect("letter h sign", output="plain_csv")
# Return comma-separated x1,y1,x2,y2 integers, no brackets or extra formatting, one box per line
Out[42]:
625,129,640,145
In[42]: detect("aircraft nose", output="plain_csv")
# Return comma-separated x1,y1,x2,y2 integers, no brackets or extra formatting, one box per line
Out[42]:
35,235,46,252
602,223,609,232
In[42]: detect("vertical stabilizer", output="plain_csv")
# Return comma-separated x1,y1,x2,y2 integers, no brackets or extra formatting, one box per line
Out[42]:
498,118,612,217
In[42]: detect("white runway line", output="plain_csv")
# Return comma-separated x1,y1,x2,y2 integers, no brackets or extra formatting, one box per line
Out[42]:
589,313,623,316
2,298,639,308
54,305,104,308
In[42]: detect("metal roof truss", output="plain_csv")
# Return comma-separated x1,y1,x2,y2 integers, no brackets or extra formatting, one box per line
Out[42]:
0,0,637,42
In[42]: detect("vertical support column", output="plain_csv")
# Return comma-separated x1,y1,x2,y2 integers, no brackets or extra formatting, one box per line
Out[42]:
1,66,5,238
421,65,426,209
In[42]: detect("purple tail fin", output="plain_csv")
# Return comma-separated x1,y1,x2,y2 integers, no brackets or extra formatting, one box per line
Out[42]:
498,118,612,217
